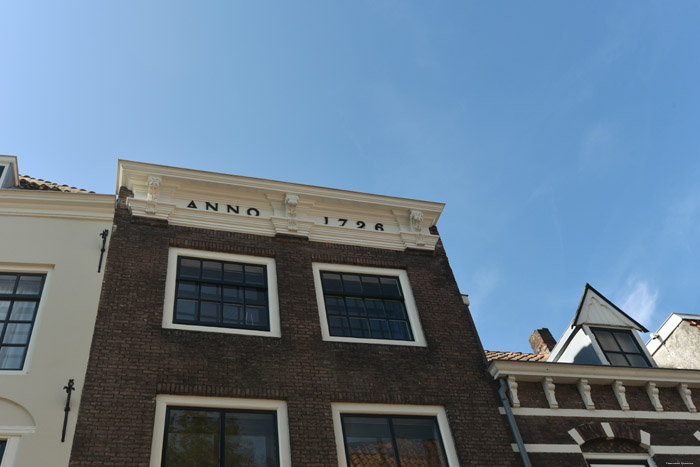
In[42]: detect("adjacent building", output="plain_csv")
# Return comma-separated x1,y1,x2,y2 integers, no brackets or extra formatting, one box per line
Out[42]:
0,156,114,467
487,284,700,466
647,313,700,369
68,160,519,466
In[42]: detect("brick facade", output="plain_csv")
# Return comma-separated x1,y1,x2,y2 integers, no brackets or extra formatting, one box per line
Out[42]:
69,196,520,466
490,362,700,466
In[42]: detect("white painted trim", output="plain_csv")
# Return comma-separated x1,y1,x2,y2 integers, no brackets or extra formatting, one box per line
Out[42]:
510,443,581,453
601,422,614,439
583,325,610,365
118,160,443,251
331,403,459,467
163,248,280,337
488,360,700,386
649,445,700,455
312,263,427,347
0,264,54,374
498,406,700,420
568,428,585,445
0,155,19,188
639,430,650,449
118,160,445,212
0,435,21,467
149,395,290,467
585,452,655,467
0,191,115,222
0,423,35,467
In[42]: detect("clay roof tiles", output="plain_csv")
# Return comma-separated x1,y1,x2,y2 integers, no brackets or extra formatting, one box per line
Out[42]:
484,350,548,362
18,175,94,193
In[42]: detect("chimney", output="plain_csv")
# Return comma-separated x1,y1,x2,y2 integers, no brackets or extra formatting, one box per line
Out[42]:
529,328,556,355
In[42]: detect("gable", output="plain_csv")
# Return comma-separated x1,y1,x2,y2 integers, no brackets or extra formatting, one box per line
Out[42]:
573,284,648,332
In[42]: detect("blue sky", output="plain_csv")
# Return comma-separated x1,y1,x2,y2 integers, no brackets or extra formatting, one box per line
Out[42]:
2,1,700,352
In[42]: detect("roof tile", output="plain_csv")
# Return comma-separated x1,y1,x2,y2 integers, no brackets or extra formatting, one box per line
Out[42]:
485,350,548,362
18,175,94,193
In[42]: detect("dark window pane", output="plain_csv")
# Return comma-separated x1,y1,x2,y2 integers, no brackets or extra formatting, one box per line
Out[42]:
325,297,346,315
202,261,222,281
0,346,25,370
369,319,391,339
3,323,32,344
389,321,412,341
9,301,37,321
380,277,402,298
175,300,197,321
346,298,365,317
393,417,448,467
361,276,381,296
223,304,244,325
322,273,343,293
0,275,16,294
320,270,413,342
626,354,650,368
244,288,266,306
223,286,243,303
165,409,220,467
223,263,244,283
349,318,370,338
329,316,350,337
174,258,269,331
201,284,221,301
342,274,363,294
200,302,220,323
0,301,11,320
595,331,620,352
607,353,629,366
365,299,385,318
245,306,269,329
177,282,198,299
615,332,640,354
0,273,45,371
179,259,201,279
16,276,43,295
342,416,396,467
224,412,279,467
245,266,265,286
384,301,406,320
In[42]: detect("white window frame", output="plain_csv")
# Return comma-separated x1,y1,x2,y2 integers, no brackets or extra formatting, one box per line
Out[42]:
149,395,291,467
0,263,53,375
312,263,426,347
331,402,459,467
163,248,280,337
585,452,655,466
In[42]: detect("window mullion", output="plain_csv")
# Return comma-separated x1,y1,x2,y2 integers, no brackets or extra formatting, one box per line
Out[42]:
219,410,225,467
387,416,402,467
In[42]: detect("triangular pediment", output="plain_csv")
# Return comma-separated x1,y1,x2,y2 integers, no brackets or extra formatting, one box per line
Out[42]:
572,284,648,332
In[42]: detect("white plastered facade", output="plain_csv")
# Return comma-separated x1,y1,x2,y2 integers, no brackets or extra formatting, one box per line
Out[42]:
0,161,114,467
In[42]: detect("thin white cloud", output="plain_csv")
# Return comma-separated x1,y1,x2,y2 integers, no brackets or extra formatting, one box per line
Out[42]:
578,120,619,172
468,267,500,317
619,280,658,326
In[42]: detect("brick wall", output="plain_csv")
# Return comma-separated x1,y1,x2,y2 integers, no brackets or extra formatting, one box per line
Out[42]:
69,200,520,466
500,374,700,465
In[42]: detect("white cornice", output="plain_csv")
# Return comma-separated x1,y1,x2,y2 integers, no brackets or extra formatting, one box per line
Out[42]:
0,154,19,187
488,360,700,387
117,160,445,250
0,190,115,222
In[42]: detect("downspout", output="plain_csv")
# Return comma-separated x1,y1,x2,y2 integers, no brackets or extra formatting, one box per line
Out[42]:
498,378,531,467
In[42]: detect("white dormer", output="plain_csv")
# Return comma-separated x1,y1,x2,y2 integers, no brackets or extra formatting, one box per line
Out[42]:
547,284,655,368
0,155,20,189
